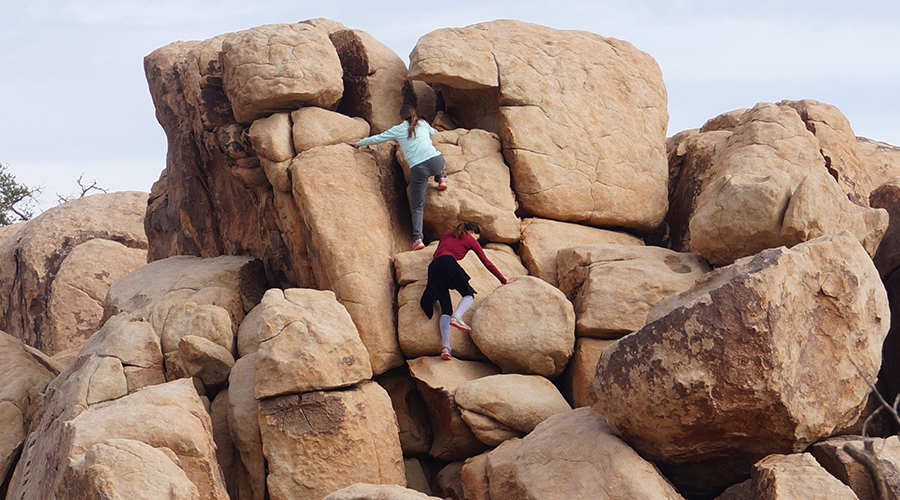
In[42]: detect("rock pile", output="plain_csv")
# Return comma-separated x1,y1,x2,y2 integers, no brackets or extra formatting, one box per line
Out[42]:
3,16,900,500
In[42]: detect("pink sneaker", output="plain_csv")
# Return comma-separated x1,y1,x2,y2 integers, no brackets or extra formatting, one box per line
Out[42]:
411,239,425,251
449,316,470,332
441,347,452,360
438,177,448,190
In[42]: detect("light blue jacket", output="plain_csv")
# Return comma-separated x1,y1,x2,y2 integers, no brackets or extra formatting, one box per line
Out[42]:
356,120,441,167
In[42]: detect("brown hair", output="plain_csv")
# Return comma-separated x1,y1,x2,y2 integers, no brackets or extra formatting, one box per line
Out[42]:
400,105,421,139
452,222,481,239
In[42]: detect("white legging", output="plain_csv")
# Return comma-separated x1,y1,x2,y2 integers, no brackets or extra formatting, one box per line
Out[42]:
439,295,474,349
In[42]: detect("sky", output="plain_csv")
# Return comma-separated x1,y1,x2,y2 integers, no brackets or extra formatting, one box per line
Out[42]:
2,0,899,213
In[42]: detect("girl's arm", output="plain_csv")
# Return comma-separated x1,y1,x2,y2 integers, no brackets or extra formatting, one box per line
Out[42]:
468,237,509,284
355,123,405,146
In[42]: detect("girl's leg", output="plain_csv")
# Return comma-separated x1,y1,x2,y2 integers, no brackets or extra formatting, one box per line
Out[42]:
409,164,430,242
453,295,474,320
439,314,452,349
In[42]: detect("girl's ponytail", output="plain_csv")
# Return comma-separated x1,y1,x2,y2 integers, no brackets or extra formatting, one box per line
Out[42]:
400,105,421,139
452,222,481,239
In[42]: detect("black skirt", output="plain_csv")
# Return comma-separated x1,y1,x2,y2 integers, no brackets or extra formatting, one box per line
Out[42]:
419,255,477,319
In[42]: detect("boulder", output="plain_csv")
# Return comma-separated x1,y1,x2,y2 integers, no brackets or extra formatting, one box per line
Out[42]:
434,461,465,500
238,288,372,398
395,242,527,361
220,23,343,123
248,112,295,162
165,335,235,388
378,371,433,456
0,191,148,353
65,438,200,500
857,137,900,195
258,381,405,500
454,374,571,446
810,435,900,500
291,106,370,153
75,313,165,394
685,102,887,266
593,232,889,496
518,218,644,286
159,302,235,355
331,28,411,134
407,356,501,460
322,483,443,500
470,408,686,499
404,458,434,496
557,244,711,337
0,331,58,482
289,144,410,374
560,337,615,408
469,276,575,378
421,129,520,243
749,453,859,499
871,178,900,279
409,20,669,231
226,354,266,500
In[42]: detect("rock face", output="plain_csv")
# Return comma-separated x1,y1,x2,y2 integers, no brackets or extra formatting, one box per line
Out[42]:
258,381,405,500
0,332,58,483
0,192,148,354
461,408,685,500
749,453,860,499
593,232,889,496
409,20,669,231
470,276,575,378
557,244,711,337
669,102,888,266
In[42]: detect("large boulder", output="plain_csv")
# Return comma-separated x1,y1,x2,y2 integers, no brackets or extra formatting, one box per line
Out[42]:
0,191,148,354
454,374,571,446
291,106,370,153
518,218,644,286
469,276,575,378
258,381,405,500
462,408,685,500
421,129,520,243
557,244,711,337
238,288,372,398
394,242,527,361
221,23,343,123
289,144,410,374
857,137,900,195
593,232,889,496
748,453,860,499
408,20,668,231
407,356,500,460
0,331,59,482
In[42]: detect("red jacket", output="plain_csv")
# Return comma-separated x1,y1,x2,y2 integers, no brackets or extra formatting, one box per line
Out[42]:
433,230,507,284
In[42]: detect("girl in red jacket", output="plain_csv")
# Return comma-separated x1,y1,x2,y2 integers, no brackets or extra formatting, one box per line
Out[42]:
419,222,516,359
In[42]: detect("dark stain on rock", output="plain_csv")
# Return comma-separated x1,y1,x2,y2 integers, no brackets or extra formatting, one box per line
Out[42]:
259,392,346,437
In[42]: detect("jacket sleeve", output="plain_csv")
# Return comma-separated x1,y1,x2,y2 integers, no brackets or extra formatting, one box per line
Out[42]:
356,124,404,146
468,237,507,284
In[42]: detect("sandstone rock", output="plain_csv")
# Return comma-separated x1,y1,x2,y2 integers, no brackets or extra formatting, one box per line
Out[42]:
407,356,501,460
810,435,900,500
594,232,889,496
0,331,58,482
699,108,748,132
409,20,669,231
75,313,165,394
750,453,859,499
291,106,370,153
560,337,615,408
258,381,405,500
241,288,372,398
519,218,644,286
395,242,527,361
858,137,900,196
557,244,711,337
209,389,245,500
248,112,295,162
66,438,200,500
160,302,235,355
474,408,686,499
421,129,520,243
331,28,410,134
290,145,410,374
221,23,343,123
7,376,229,500
434,461,465,500
404,458,434,496
378,371,433,456
460,452,490,500
0,191,147,353
454,374,571,446
322,483,443,500
165,335,235,387
871,178,900,279
227,354,266,500
686,102,887,266
470,276,575,378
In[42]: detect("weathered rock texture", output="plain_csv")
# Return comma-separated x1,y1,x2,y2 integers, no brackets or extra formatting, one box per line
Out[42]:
408,20,669,231
323,483,443,500
594,232,889,496
258,381,405,500
461,408,685,499
557,244,710,337
518,218,644,286
561,337,615,408
0,192,148,354
669,101,888,266
749,453,860,499
0,332,58,483
810,435,900,500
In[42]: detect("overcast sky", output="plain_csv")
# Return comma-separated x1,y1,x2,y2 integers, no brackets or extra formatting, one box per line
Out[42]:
2,0,898,213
